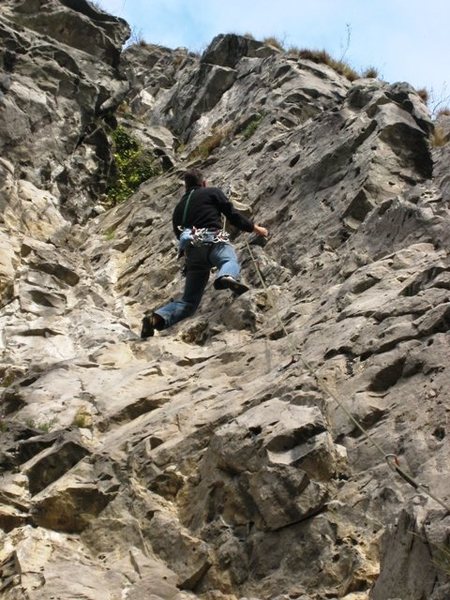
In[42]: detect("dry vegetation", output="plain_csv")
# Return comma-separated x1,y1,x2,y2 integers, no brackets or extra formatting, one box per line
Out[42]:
361,66,379,78
262,36,285,51
290,47,360,81
189,125,233,159
417,88,429,103
251,35,378,82
431,126,449,147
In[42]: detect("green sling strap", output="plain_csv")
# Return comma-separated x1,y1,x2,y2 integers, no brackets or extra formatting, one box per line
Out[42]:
181,189,195,228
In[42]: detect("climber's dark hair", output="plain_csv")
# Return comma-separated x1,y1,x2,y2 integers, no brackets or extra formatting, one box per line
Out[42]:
184,168,204,189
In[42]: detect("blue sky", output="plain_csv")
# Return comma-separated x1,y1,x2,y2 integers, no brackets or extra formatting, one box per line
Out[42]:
97,0,449,107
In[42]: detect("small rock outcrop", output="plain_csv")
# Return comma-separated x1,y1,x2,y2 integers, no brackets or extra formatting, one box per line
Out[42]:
0,4,449,600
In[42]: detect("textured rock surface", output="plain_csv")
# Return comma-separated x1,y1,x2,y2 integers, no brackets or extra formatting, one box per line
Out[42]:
0,0,130,220
0,3,449,600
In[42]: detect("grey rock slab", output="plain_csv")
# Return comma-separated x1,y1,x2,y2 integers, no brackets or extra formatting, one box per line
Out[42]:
147,512,212,590
22,434,91,496
0,473,31,532
0,2,130,219
0,4,449,598
3,0,130,66
0,230,18,307
371,510,446,600
0,525,127,600
201,34,266,68
245,464,329,530
30,458,120,533
177,399,344,536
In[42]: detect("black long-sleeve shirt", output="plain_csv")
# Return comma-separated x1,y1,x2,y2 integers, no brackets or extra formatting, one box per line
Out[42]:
172,186,254,239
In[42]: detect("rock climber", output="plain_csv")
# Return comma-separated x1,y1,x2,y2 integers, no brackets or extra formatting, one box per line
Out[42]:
140,168,268,338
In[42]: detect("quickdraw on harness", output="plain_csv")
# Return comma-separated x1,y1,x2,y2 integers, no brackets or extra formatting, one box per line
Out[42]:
178,227,230,254
189,227,229,245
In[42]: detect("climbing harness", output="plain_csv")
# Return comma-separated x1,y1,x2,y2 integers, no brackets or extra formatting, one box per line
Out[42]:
178,227,230,253
190,227,230,246
244,239,450,514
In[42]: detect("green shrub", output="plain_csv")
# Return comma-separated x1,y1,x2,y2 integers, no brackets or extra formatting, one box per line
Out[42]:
242,113,264,140
104,227,116,240
25,418,57,433
107,127,161,205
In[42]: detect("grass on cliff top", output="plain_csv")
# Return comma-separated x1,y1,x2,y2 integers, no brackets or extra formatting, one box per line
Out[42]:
254,34,379,81
288,47,369,81
416,83,450,118
107,126,162,205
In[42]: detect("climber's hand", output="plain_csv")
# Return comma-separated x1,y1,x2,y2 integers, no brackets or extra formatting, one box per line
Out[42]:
253,224,269,237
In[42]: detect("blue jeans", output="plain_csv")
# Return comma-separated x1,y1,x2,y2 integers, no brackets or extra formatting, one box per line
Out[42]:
155,242,240,329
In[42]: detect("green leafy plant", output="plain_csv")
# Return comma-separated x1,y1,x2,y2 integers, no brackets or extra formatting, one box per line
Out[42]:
104,227,116,240
25,417,57,433
107,127,161,205
242,113,264,140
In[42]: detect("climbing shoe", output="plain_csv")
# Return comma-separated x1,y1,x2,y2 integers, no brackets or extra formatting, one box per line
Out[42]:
140,315,155,339
140,314,164,339
214,275,249,296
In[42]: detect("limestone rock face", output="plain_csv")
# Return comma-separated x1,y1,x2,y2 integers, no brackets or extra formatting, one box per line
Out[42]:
0,0,130,221
0,5,449,600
